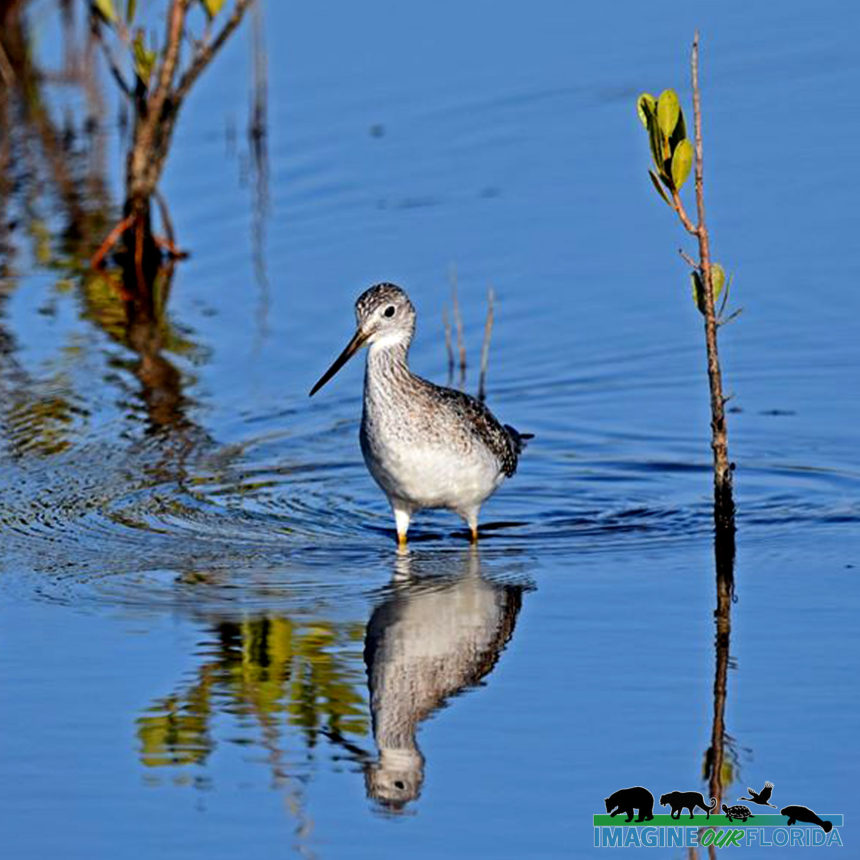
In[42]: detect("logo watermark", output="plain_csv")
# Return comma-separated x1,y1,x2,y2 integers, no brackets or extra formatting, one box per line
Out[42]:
594,783,844,848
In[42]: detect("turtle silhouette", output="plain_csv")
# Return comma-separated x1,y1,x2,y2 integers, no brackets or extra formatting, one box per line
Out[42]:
781,805,833,833
739,781,777,808
722,804,755,823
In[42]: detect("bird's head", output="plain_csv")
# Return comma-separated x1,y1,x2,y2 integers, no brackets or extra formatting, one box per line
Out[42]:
310,283,416,396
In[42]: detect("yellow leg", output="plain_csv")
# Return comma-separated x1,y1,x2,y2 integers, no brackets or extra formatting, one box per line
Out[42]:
465,507,480,543
393,506,411,547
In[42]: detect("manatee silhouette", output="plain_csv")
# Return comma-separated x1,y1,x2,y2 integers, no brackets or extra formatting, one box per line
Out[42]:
781,805,833,833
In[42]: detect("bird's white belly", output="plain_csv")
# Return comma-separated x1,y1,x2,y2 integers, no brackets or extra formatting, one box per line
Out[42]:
362,434,501,512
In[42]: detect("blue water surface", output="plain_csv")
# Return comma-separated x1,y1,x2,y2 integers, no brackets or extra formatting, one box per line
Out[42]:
1,1,858,857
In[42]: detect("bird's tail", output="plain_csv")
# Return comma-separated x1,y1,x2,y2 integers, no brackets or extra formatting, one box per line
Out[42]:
505,425,533,455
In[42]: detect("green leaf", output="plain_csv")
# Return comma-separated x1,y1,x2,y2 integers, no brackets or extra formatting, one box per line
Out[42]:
657,89,681,138
201,0,226,17
671,139,693,190
647,114,670,179
637,93,656,128
648,170,672,207
691,264,727,314
92,0,117,24
133,31,156,85
691,270,705,314
711,263,726,300
669,107,687,155
126,0,137,22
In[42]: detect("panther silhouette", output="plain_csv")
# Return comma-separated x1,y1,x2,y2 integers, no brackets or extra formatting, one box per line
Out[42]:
660,790,717,819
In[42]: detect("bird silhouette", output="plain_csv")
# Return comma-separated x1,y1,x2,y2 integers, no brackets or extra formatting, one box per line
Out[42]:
739,781,777,808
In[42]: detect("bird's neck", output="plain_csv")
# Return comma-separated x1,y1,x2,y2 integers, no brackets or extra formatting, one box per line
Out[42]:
364,340,412,397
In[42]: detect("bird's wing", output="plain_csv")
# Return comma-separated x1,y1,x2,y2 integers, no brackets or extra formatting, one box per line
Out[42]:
760,785,773,802
427,384,523,477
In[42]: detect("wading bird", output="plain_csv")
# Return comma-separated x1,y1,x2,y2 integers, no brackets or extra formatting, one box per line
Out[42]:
739,782,777,808
309,283,530,545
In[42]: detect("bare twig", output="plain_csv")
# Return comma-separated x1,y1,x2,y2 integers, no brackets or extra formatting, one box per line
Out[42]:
442,306,454,387
477,287,495,403
717,307,743,327
678,248,698,268
449,265,466,388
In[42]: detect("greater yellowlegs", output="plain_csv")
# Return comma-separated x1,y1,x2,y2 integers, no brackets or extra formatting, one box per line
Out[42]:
309,283,530,544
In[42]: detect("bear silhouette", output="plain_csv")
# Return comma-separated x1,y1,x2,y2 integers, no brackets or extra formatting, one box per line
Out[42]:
604,786,654,823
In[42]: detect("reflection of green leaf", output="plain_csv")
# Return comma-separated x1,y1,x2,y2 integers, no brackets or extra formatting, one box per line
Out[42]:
636,93,656,128
92,0,118,24
201,0,226,17
671,139,693,190
138,615,368,770
31,218,52,265
126,0,137,22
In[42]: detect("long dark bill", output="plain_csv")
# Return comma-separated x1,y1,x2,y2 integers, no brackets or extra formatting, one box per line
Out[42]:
309,329,368,396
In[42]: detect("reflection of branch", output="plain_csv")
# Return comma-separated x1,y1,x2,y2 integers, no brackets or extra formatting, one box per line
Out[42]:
90,20,131,97
442,306,454,386
174,0,254,102
692,521,736,860
0,40,14,87
706,521,736,806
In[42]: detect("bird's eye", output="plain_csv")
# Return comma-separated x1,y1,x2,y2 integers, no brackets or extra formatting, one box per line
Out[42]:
384,305,396,317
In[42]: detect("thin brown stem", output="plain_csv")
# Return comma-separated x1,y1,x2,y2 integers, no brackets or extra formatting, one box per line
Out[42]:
478,287,495,403
690,31,733,514
442,306,454,387
450,266,466,389
678,248,698,268
671,188,698,235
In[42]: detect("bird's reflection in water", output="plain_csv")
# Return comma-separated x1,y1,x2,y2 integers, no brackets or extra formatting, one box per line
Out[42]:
363,548,527,811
